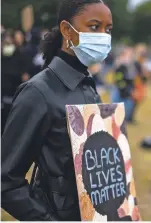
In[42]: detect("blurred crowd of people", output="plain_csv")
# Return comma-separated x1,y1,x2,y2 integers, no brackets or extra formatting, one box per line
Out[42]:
1,25,151,148
1,25,48,133
112,45,150,123
90,44,151,123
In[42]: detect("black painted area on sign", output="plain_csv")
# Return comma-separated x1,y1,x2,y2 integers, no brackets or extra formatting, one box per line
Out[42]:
82,131,127,221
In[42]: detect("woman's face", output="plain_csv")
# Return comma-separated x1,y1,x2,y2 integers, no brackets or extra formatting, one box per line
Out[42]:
61,3,113,53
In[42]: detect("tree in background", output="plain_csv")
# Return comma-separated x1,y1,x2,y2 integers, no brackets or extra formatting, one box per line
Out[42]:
104,0,133,42
1,0,60,30
132,1,151,43
1,0,151,44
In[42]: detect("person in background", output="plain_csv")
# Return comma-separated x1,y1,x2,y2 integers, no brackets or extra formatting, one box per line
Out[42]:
14,30,30,83
1,33,25,133
21,28,44,80
102,52,115,90
88,53,115,89
1,24,5,33
89,63,104,86
143,54,151,76
1,25,6,40
105,52,114,68
140,136,151,149
111,47,135,121
14,30,25,48
112,46,147,123
129,50,148,123
103,52,114,76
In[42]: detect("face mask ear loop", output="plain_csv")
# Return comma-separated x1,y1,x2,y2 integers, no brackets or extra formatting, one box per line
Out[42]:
68,22,79,34
68,23,80,48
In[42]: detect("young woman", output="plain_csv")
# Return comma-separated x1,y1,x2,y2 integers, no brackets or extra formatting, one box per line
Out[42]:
1,0,112,221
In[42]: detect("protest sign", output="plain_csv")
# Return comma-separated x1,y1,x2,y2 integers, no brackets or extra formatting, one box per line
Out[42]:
21,5,34,32
66,103,141,221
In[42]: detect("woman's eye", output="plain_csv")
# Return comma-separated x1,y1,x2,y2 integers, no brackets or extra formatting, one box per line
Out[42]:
106,28,112,34
90,25,99,31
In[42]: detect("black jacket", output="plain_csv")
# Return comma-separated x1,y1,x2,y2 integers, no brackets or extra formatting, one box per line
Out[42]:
1,56,101,221
1,48,24,97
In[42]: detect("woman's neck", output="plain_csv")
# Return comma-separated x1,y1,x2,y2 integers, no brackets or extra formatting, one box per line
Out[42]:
57,49,89,75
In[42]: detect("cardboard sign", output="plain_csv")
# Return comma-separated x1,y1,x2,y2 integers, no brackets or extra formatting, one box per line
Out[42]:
66,103,141,221
21,5,34,32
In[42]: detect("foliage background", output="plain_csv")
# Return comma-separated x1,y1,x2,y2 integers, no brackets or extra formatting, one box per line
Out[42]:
2,0,151,43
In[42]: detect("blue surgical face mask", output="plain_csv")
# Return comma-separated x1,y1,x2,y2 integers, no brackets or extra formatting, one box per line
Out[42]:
69,23,112,67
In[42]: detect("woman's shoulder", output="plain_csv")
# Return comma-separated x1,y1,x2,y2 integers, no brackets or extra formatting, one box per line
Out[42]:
13,81,46,109
13,68,55,109
28,68,50,92
29,68,57,101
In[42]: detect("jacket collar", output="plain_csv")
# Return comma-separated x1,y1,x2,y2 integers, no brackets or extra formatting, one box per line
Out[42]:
48,56,85,91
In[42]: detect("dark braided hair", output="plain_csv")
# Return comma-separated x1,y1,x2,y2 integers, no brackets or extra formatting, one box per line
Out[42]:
41,0,104,66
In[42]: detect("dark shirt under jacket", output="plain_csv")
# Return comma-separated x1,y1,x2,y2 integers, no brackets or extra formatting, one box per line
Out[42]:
1,51,101,221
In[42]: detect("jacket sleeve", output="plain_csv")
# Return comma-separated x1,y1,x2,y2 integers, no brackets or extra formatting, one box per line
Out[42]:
1,83,57,221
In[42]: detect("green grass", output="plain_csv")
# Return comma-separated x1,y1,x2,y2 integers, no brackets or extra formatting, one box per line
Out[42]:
127,85,151,221
1,85,151,221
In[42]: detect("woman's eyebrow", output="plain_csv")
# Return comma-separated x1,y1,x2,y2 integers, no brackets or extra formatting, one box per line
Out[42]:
88,19,102,23
88,20,113,27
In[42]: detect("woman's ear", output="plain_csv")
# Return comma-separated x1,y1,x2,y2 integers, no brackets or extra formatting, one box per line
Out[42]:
60,20,79,48
60,20,71,41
